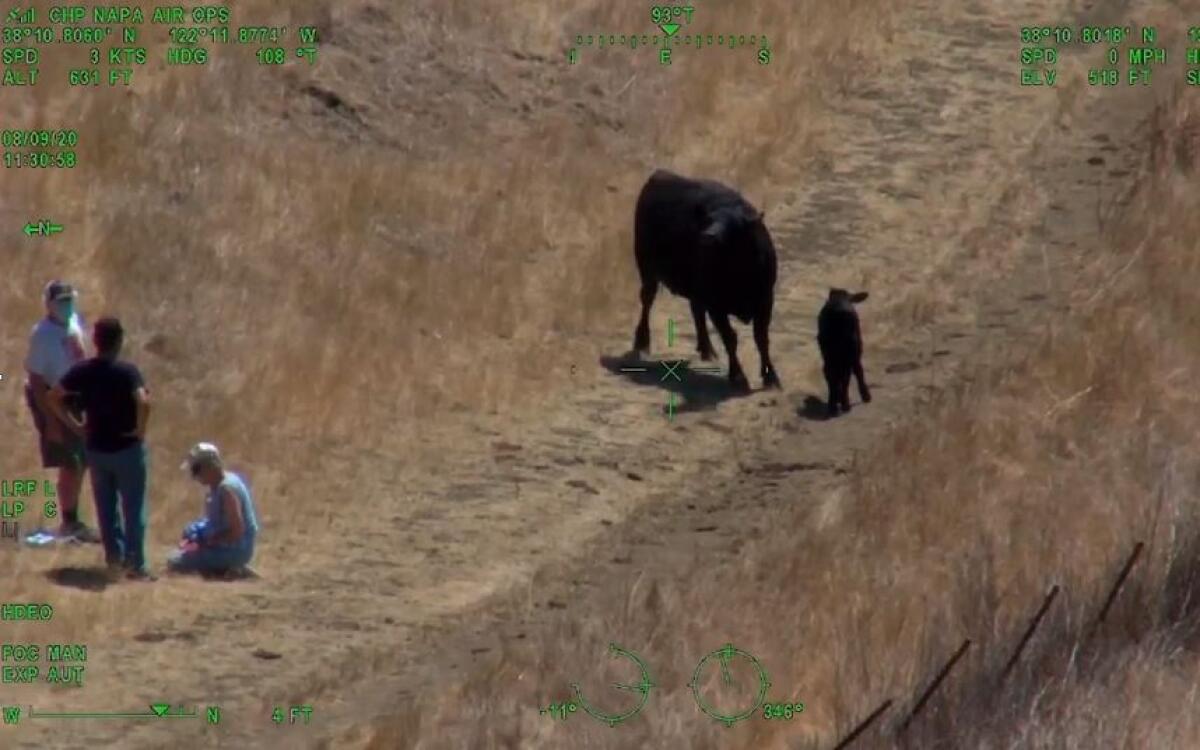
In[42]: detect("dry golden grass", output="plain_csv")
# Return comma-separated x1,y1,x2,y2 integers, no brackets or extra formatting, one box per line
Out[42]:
0,0,897,741
352,45,1200,750
2,0,897,520
2,0,893,433
14,0,1194,748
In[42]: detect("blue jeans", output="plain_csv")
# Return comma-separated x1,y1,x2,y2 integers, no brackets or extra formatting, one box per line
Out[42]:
167,539,254,574
85,442,148,571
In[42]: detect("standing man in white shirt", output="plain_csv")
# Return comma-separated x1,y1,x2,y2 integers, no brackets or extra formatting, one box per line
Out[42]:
24,280,100,543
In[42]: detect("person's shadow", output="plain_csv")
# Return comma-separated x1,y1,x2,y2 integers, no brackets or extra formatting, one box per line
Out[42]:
600,351,751,415
45,566,116,592
196,567,259,582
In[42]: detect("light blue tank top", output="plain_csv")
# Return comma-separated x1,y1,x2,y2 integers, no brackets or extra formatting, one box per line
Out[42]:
204,471,259,548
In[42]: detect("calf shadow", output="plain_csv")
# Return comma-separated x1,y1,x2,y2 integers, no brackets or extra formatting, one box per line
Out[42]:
797,395,833,421
600,352,749,415
796,394,875,421
45,566,116,592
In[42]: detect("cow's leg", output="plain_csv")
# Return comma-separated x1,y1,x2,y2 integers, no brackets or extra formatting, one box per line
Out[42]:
753,302,780,389
853,360,872,403
710,312,749,392
690,299,717,361
633,280,658,355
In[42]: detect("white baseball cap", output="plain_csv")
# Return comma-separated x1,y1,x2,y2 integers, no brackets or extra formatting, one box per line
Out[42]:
44,280,78,302
181,442,221,472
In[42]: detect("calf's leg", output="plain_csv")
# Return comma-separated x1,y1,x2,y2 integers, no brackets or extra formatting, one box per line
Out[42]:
839,369,853,413
853,360,872,403
823,362,840,417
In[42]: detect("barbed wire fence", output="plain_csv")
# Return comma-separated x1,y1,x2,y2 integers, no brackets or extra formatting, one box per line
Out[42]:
830,540,1146,748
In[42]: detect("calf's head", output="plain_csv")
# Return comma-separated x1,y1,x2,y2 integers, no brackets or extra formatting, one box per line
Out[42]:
828,288,869,307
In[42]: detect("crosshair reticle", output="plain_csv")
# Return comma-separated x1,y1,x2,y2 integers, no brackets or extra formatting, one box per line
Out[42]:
570,643,655,727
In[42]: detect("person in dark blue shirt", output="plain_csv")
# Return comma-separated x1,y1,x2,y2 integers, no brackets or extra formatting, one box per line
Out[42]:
48,317,155,581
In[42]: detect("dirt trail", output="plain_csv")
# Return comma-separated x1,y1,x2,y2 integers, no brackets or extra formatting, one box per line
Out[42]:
8,0,1156,747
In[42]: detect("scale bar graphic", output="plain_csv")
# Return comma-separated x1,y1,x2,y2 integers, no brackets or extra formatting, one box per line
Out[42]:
27,704,199,719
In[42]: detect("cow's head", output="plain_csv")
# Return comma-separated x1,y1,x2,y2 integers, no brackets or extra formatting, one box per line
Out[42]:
699,205,767,249
829,288,869,304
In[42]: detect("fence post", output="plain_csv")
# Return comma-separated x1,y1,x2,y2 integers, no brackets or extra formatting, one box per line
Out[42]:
1096,542,1144,625
897,638,971,734
831,698,893,750
999,585,1060,681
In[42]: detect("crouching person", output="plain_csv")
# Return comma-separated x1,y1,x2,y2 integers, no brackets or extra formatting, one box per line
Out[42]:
168,442,259,576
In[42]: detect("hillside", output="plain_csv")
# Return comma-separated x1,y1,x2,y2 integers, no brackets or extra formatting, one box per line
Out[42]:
3,0,1196,748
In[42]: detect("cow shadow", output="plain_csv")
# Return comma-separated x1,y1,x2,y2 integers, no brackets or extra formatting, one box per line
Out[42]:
600,352,749,414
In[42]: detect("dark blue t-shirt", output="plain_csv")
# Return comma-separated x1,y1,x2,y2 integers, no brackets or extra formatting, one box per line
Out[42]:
59,357,146,453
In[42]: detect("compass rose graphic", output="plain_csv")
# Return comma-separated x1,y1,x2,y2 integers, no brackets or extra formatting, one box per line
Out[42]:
689,643,771,727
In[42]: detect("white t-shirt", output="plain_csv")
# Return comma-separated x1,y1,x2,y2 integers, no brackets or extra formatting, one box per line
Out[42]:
25,315,87,386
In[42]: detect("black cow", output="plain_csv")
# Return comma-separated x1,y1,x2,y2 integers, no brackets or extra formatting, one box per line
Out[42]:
631,169,780,392
817,288,871,417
